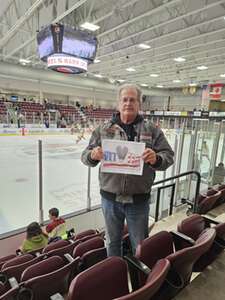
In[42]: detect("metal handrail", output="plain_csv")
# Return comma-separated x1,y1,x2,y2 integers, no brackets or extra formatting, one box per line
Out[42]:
154,183,175,222
152,170,201,221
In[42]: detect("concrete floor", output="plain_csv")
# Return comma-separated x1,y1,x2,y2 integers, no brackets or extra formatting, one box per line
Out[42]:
174,250,225,300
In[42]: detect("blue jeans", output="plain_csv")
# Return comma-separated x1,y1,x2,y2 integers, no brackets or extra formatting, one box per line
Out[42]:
101,197,150,257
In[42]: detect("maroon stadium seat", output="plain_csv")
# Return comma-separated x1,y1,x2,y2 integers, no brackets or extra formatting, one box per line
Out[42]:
67,257,170,300
197,190,221,214
213,184,225,206
74,229,98,240
46,240,80,261
42,239,69,253
133,229,215,299
19,255,80,300
177,214,225,270
1,254,33,270
72,236,105,258
0,255,43,291
79,247,107,271
0,255,17,270
116,259,170,300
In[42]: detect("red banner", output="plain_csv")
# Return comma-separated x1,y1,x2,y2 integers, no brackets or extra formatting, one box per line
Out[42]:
209,83,224,100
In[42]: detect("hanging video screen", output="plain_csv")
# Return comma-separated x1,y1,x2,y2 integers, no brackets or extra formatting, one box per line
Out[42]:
62,26,97,62
37,24,97,63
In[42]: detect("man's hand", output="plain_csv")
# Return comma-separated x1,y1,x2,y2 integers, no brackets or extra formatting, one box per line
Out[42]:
91,146,103,161
142,148,157,165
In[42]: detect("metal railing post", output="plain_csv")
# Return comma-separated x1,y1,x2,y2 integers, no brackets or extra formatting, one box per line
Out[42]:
87,167,91,210
155,189,161,222
174,121,185,205
169,183,176,216
38,140,44,224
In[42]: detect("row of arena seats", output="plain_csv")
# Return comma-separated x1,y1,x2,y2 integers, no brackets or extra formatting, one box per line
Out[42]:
62,214,224,300
187,183,225,215
1,213,225,300
0,100,118,121
0,229,100,268
0,229,107,300
0,229,104,279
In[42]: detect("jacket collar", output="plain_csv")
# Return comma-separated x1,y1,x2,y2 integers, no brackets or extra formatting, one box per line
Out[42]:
111,111,143,126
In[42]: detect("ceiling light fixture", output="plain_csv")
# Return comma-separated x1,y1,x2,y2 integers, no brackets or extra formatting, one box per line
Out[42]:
150,74,159,77
138,43,151,49
94,59,101,63
220,74,225,77
117,79,126,83
173,57,186,62
126,67,136,72
80,22,100,31
141,83,148,87
197,66,208,70
173,79,181,83
156,85,164,88
189,82,197,86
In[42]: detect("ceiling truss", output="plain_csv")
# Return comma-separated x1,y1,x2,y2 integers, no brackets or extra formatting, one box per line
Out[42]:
0,0,225,88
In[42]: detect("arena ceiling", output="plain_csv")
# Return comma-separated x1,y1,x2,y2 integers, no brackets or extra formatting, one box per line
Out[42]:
1,0,225,89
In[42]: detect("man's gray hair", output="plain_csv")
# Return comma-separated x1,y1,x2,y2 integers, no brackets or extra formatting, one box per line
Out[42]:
118,84,142,103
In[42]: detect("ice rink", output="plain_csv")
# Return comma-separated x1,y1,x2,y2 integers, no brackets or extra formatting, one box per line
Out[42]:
0,134,101,234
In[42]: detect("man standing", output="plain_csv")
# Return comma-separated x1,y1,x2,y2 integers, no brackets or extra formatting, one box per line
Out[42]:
81,84,174,256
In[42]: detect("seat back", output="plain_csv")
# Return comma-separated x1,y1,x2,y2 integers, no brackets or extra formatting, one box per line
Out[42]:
217,183,225,193
73,237,105,258
135,231,173,287
74,229,97,240
196,194,206,204
178,215,225,270
215,184,225,205
123,222,155,256
21,256,64,282
46,240,80,260
42,239,69,253
80,247,107,271
2,255,43,283
206,189,217,196
198,191,222,214
115,259,170,300
21,257,80,300
78,232,104,243
67,257,129,300
2,254,34,269
177,214,206,241
136,231,173,268
167,228,216,285
0,255,16,270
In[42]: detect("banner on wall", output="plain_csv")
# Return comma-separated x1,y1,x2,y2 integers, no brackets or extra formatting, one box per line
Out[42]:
201,85,210,105
209,83,224,100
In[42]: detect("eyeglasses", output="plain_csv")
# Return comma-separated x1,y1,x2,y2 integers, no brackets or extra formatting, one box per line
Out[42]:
120,97,138,103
